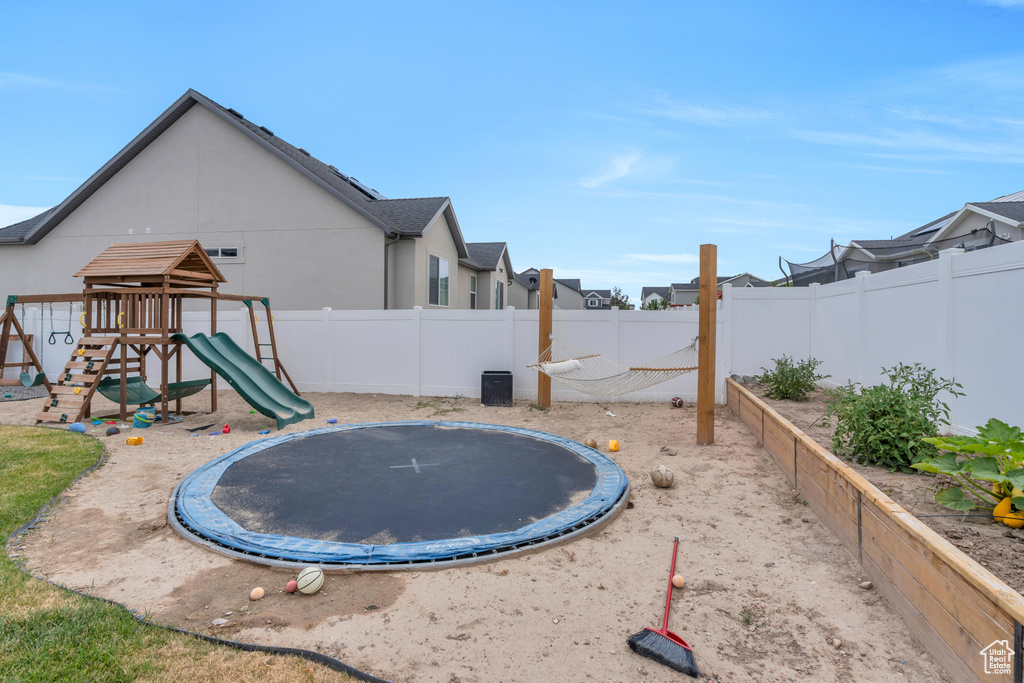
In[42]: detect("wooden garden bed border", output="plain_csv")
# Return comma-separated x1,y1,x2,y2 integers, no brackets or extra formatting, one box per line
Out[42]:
727,378,1024,682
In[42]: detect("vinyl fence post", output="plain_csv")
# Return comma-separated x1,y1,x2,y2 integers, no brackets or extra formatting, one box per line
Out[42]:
855,271,868,386
321,307,331,394
505,305,515,399
412,306,422,398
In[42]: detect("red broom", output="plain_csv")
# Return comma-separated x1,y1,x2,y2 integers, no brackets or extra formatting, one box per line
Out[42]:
627,537,700,677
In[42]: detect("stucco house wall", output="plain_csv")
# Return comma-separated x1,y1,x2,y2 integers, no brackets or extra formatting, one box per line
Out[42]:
415,214,461,309
0,104,388,310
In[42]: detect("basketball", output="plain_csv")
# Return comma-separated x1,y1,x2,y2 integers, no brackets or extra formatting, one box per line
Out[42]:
651,465,674,488
296,566,324,594
671,397,683,408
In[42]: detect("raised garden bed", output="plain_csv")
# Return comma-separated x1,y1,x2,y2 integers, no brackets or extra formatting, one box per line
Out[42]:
728,378,1024,683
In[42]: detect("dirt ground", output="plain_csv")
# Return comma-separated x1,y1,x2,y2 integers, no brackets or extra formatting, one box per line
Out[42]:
747,383,1024,597
2,390,951,682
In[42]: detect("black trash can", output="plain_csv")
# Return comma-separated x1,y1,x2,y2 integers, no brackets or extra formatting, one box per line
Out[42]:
481,371,513,406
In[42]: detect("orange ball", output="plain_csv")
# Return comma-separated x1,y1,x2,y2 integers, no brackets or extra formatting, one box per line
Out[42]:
672,575,684,589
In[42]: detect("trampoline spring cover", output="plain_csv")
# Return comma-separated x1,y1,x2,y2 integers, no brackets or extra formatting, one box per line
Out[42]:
174,421,629,565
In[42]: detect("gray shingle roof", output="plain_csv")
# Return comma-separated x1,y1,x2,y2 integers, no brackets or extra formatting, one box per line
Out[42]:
585,290,611,298
642,286,670,298
1,89,462,246
464,242,506,270
0,209,54,242
968,201,1024,222
371,198,449,236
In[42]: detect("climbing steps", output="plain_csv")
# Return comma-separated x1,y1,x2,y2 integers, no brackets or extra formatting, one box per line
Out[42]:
36,337,116,424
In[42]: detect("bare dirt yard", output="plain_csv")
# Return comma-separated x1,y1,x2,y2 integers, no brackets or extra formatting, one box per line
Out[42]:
746,382,1024,598
2,390,951,682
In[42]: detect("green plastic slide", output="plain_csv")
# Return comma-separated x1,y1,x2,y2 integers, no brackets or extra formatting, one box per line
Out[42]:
171,332,314,430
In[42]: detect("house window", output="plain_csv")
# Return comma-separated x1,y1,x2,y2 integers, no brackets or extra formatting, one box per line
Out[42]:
429,255,450,306
204,247,240,259
586,298,601,308
469,275,477,309
494,281,504,309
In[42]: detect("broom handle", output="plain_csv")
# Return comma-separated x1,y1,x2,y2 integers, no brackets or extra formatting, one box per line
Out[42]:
661,537,679,631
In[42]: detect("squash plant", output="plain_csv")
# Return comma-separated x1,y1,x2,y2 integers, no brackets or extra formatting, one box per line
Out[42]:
912,419,1024,521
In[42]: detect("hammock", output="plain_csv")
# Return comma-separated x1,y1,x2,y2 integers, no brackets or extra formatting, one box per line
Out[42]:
96,376,210,405
529,339,699,396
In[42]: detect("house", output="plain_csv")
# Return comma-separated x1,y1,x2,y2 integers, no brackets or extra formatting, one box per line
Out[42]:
583,289,612,309
641,286,670,308
460,242,513,309
782,191,1023,286
667,274,771,306
0,89,510,311
513,269,585,310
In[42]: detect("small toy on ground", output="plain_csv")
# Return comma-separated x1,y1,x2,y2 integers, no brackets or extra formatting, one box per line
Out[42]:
222,424,231,434
92,420,101,425
68,422,86,433
126,436,143,446
209,431,221,436
249,410,256,414
259,429,271,435
3,393,11,398
672,575,685,589
584,438,598,449
106,427,120,436
297,566,324,595
671,397,684,408
651,465,674,488
285,580,298,593
250,587,265,600
327,418,338,424
608,439,620,452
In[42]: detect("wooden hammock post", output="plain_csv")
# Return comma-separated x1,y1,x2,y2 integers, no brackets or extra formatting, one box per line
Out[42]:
697,244,717,445
537,268,553,408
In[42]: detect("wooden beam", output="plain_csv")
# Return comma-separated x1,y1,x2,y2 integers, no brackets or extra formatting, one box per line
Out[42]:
697,243,717,445
537,269,553,408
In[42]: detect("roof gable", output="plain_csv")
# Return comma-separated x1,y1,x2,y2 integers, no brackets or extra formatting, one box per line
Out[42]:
2,89,467,253
74,240,226,282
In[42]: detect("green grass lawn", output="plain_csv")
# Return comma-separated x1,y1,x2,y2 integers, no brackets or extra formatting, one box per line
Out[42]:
0,425,349,682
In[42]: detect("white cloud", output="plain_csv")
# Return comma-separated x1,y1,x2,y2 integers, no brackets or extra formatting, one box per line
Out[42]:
972,1,1024,8
578,151,643,188
0,204,49,228
625,253,700,264
640,93,777,126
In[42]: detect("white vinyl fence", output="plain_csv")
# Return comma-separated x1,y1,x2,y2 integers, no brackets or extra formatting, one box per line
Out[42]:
725,241,1024,433
4,240,1022,431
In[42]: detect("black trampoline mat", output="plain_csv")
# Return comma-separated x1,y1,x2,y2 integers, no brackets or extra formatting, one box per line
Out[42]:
210,424,599,544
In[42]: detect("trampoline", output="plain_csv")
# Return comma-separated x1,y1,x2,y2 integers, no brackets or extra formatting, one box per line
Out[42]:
171,421,629,569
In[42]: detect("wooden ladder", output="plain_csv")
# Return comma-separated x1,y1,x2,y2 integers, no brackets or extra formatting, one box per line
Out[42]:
36,337,116,425
245,300,300,395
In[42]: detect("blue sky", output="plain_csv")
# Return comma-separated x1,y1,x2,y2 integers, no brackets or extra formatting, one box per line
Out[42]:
2,0,1023,303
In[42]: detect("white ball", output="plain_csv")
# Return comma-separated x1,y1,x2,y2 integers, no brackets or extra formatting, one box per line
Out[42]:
296,566,325,595
651,465,674,488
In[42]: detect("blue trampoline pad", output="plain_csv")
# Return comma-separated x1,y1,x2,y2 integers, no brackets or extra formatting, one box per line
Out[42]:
171,421,629,568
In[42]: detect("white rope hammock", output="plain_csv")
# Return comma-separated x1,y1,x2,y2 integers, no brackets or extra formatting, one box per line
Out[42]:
529,339,699,396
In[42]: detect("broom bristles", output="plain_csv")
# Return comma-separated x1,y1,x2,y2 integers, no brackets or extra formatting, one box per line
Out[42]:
627,628,700,678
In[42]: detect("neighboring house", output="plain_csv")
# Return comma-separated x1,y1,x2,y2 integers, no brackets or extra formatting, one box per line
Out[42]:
583,289,612,310
0,89,508,311
782,191,1024,286
459,242,513,309
667,274,771,306
640,286,670,308
513,269,584,310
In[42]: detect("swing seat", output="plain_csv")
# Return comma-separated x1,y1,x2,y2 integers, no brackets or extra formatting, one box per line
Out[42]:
20,372,47,387
96,376,210,405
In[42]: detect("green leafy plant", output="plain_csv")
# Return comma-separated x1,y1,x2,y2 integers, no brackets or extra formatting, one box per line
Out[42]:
824,363,963,472
756,355,828,401
912,419,1024,519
